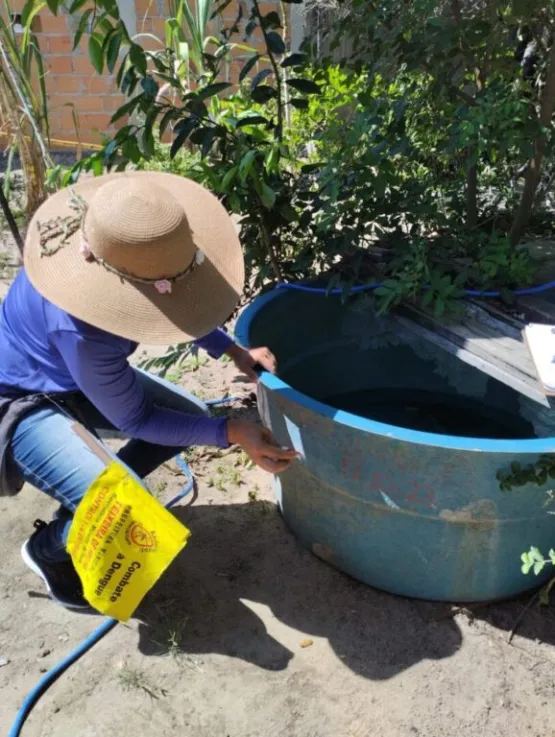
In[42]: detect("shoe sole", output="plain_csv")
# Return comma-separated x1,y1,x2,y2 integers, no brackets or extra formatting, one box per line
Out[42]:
21,540,91,610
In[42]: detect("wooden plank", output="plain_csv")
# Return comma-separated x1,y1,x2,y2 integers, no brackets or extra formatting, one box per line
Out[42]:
517,294,555,322
396,317,551,407
400,303,536,381
390,244,555,406
397,298,554,408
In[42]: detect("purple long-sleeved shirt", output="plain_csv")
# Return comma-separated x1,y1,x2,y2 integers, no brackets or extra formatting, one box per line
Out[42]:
0,270,234,447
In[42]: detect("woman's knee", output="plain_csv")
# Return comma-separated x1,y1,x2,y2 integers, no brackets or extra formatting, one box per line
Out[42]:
11,410,114,512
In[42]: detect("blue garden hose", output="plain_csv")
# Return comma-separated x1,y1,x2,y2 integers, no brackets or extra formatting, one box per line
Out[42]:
8,396,239,737
276,278,555,298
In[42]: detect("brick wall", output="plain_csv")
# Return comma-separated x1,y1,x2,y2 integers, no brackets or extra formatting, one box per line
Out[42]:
0,0,303,148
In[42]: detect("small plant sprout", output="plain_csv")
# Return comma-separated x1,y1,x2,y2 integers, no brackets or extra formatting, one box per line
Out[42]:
520,547,555,576
150,608,190,660
152,480,168,498
117,666,159,698
208,463,243,491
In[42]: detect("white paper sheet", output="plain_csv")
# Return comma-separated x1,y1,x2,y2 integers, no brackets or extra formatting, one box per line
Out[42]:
524,323,555,393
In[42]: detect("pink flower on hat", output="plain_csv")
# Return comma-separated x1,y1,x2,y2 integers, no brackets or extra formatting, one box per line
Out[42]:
80,237,92,260
155,279,172,294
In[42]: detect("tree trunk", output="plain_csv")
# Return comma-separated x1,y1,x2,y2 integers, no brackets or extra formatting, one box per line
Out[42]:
466,162,478,229
509,40,555,247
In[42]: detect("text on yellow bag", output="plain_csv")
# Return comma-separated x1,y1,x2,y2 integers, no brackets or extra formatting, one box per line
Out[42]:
67,461,190,621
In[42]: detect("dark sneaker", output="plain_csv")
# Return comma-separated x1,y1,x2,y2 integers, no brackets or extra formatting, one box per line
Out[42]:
21,520,90,610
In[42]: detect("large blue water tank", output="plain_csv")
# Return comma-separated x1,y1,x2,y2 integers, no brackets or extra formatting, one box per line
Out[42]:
236,290,555,601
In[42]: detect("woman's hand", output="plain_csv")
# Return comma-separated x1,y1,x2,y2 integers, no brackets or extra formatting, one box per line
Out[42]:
227,419,297,473
225,343,277,382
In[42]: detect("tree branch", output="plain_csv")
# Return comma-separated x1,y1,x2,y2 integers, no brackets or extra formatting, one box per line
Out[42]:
509,39,555,246
251,0,284,140
259,210,284,281
466,160,478,229
280,0,291,128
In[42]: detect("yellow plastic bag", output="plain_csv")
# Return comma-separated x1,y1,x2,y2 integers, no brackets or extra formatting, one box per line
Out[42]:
67,461,190,621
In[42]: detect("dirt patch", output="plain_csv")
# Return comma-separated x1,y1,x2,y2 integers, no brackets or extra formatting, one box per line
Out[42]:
1,221,555,737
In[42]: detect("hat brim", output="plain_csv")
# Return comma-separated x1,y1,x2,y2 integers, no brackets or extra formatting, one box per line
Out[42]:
24,171,245,345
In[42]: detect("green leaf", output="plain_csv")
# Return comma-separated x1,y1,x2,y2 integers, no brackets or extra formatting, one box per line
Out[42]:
73,8,93,50
299,209,311,228
325,274,339,296
129,43,147,75
239,54,260,82
155,72,182,89
88,34,104,74
251,68,272,90
434,298,445,317
159,109,177,138
121,67,139,95
286,78,321,95
142,108,158,157
186,99,208,118
116,51,129,86
534,560,546,576
69,0,88,11
170,118,199,159
279,203,298,222
251,85,277,103
530,547,544,562
121,136,142,164
236,115,268,128
46,0,60,13
21,0,44,28
521,560,532,574
245,19,257,37
300,163,322,173
196,82,232,100
104,137,119,159
110,94,142,124
190,126,211,145
200,128,217,157
221,165,238,191
265,31,285,55
281,52,307,68
45,165,62,188
375,286,394,297
289,98,309,110
211,0,234,19
106,31,122,73
141,76,159,98
261,11,282,30
239,150,257,182
261,182,276,208
265,146,280,173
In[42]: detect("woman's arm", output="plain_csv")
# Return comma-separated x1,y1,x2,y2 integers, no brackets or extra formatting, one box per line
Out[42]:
193,328,233,358
50,330,229,447
50,329,297,472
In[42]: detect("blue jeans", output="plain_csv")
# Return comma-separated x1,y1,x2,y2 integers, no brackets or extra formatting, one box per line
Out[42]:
10,369,208,563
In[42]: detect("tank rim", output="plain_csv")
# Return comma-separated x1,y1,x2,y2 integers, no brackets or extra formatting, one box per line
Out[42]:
236,291,555,454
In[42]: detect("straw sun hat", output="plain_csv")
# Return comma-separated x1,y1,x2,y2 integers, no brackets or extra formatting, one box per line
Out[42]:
24,171,245,344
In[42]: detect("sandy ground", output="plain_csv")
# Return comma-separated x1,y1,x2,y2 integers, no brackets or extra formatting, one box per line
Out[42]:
1,207,555,737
